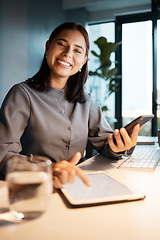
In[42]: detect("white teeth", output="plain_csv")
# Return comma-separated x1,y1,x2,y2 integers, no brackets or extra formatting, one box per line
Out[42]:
58,60,71,67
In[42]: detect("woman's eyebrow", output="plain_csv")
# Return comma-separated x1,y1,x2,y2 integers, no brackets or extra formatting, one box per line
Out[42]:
75,44,85,52
56,37,67,42
56,38,85,52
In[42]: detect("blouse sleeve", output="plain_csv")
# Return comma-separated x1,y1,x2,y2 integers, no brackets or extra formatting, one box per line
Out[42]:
0,84,30,179
88,96,134,159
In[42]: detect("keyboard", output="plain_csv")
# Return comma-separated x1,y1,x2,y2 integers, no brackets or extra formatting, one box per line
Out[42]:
117,146,160,170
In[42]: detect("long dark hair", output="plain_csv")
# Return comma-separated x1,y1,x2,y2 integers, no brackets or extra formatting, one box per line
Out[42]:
27,22,90,103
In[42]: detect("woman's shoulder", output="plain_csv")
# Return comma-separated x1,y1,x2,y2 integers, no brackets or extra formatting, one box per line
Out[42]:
2,81,35,105
7,81,29,92
84,89,100,107
17,81,32,91
1,81,32,109
9,81,39,96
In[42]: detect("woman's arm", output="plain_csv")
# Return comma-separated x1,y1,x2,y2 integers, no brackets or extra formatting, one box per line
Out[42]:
87,95,138,159
0,84,30,178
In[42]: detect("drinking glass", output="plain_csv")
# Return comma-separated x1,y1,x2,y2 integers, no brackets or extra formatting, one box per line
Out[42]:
158,129,160,147
6,155,53,220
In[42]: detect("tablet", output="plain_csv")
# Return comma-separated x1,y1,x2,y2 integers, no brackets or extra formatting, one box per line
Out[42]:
60,171,146,207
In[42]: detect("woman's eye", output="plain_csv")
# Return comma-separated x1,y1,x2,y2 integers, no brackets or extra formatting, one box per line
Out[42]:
58,42,65,47
75,49,82,54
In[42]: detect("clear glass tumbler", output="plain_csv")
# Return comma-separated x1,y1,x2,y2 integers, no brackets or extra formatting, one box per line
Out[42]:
6,155,53,220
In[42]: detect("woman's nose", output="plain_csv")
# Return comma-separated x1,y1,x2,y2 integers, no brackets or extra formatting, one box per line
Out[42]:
62,47,72,58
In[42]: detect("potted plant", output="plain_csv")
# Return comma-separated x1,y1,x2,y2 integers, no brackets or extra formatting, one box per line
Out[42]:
85,37,121,158
89,36,121,112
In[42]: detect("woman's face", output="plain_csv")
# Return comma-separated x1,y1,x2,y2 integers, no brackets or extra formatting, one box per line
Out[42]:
46,29,87,83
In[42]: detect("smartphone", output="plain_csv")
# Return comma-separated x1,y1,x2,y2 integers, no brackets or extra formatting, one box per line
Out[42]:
124,114,154,134
106,114,154,144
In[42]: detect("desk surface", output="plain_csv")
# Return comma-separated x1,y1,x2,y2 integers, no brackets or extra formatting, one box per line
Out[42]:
1,145,160,240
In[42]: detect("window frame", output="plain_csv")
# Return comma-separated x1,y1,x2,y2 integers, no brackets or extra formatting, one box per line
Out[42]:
115,11,158,136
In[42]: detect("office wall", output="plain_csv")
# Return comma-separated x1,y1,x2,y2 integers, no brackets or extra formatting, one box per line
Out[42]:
0,0,88,104
28,0,66,77
1,0,28,103
0,0,2,101
66,8,88,25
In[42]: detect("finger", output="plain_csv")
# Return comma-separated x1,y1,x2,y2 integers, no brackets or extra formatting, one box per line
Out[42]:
75,167,91,187
120,128,131,143
68,152,82,165
139,125,144,130
130,124,140,145
52,167,61,176
68,169,76,183
119,128,132,150
114,129,125,148
108,133,119,152
53,176,62,189
53,167,68,185
135,123,141,131
130,124,139,142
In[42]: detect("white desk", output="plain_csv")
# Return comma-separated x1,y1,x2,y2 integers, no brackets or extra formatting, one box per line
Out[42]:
1,145,160,240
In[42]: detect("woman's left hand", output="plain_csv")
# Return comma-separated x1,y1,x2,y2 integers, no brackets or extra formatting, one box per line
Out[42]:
108,124,141,153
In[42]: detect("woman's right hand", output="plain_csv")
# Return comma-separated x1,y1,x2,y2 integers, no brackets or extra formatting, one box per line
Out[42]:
52,152,91,189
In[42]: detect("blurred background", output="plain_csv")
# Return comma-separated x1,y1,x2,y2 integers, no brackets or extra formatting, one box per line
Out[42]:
0,0,159,136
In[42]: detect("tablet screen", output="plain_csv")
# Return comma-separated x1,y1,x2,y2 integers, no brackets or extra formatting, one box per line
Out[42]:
60,171,145,206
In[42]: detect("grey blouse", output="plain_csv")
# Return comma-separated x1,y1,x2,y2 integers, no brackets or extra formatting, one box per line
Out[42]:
0,81,132,178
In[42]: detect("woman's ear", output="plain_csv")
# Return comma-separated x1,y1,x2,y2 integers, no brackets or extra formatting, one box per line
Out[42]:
45,40,50,54
82,56,88,67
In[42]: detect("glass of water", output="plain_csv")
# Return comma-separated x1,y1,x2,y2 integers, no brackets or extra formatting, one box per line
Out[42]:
6,155,53,220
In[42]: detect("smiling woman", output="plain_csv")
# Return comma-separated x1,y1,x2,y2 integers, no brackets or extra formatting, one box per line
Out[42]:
0,22,141,189
45,29,87,89
27,22,90,103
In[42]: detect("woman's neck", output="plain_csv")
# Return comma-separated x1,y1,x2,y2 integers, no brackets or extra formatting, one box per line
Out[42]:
50,76,68,89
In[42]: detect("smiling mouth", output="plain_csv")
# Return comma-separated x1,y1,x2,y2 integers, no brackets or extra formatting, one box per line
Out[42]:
57,60,72,67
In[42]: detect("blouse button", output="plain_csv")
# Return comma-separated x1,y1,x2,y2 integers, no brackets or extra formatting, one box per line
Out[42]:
67,127,71,131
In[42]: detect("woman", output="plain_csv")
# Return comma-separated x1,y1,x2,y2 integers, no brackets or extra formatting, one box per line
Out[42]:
0,22,140,188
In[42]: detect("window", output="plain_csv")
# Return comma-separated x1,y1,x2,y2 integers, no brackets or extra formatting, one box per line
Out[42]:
122,21,152,135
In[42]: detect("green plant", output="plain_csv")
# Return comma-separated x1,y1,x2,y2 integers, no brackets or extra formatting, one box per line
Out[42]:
89,36,120,111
